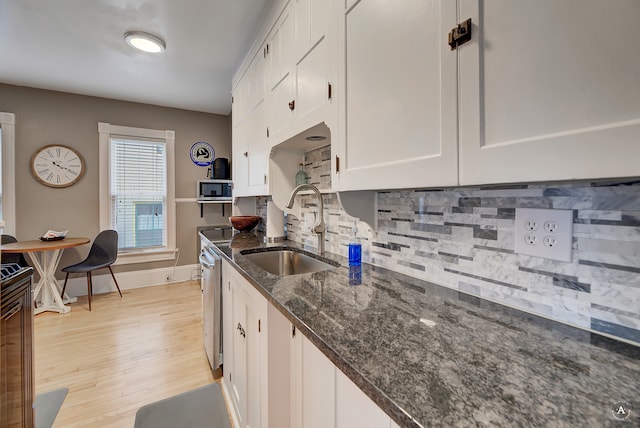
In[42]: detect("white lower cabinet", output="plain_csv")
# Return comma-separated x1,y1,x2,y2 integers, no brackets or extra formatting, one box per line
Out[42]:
290,331,336,428
335,369,392,428
223,261,396,428
270,313,396,427
222,261,268,428
266,304,291,428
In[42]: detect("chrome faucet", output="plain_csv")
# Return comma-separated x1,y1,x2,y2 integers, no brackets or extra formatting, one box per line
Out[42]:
286,183,325,255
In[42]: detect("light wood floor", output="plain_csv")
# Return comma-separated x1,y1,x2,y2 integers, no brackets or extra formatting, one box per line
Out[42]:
34,281,217,428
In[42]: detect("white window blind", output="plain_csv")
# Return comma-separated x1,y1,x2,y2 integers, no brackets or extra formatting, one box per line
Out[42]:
110,137,167,251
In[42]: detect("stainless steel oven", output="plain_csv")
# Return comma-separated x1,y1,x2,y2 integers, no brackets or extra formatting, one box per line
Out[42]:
199,245,222,371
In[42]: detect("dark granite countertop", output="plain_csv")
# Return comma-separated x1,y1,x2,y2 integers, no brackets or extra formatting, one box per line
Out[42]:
202,231,639,427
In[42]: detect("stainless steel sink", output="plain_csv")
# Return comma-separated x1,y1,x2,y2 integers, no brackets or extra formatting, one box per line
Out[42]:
240,249,337,276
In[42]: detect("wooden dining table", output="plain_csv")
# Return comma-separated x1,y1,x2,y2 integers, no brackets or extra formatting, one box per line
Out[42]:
1,237,90,314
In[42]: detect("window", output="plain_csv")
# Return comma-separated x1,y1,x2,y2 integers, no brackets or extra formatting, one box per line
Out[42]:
0,112,16,235
98,122,175,264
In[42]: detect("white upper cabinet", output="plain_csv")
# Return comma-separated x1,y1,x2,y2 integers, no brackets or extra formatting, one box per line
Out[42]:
247,102,269,194
232,118,250,197
233,45,269,196
294,0,330,58
294,29,332,129
267,0,335,146
267,2,294,91
292,0,333,129
337,0,458,191
458,0,640,185
234,0,640,203
266,3,296,140
268,71,295,139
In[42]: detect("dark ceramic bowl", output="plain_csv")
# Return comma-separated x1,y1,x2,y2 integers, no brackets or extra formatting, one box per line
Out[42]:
229,216,262,231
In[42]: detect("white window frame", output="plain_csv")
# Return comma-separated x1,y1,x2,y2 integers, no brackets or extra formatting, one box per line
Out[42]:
0,112,16,235
98,122,176,264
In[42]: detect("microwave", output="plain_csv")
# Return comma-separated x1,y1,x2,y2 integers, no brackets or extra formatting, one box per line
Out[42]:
197,179,232,201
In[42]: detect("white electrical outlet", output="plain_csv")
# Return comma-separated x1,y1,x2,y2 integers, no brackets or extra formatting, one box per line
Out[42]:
514,208,573,262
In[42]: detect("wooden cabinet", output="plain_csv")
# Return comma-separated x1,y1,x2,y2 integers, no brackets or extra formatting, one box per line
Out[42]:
457,0,640,185
221,261,268,428
0,271,34,428
337,0,458,191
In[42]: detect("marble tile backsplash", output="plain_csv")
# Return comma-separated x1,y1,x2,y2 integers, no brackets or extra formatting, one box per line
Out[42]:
257,147,640,345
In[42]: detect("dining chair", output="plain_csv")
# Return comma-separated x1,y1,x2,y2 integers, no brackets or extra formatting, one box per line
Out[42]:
1,234,29,266
61,230,122,311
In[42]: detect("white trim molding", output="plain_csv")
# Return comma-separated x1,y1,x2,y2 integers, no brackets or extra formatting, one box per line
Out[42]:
98,122,176,264
0,112,16,235
61,263,200,298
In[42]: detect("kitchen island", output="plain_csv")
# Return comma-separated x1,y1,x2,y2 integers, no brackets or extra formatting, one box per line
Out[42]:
206,231,639,427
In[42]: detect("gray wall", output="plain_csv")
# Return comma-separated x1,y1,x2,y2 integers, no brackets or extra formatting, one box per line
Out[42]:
0,83,231,274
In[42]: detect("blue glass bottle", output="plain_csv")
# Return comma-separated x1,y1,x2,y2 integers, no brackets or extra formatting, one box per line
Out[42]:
348,220,361,266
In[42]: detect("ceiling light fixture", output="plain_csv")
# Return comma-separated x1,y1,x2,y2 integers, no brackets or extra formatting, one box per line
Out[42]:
124,31,166,54
305,135,327,141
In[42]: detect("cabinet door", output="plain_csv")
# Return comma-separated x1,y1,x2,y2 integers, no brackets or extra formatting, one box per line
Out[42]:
458,0,640,185
290,333,335,428
268,2,294,91
339,0,458,191
336,369,391,428
267,305,291,428
232,118,250,197
250,45,267,110
222,263,268,428
247,101,269,195
295,36,331,124
232,76,249,129
243,281,267,428
294,0,330,59
268,72,295,139
230,274,249,426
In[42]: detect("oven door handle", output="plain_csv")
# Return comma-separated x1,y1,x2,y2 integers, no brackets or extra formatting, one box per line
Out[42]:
1,300,22,320
199,252,215,269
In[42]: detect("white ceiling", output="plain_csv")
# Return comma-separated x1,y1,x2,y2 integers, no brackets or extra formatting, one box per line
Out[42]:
0,0,275,114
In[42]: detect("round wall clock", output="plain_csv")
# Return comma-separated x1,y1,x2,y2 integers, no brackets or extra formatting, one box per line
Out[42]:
31,144,85,188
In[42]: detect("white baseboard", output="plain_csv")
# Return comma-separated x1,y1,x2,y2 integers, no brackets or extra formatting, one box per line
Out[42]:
60,263,201,297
